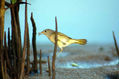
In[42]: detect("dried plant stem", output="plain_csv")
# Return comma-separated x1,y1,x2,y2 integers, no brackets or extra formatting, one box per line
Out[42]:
39,49,42,74
48,56,51,76
20,0,28,78
31,12,38,72
8,28,10,54
1,53,5,79
4,32,11,70
0,0,5,78
52,16,58,79
26,1,30,75
10,6,21,76
26,29,30,74
5,1,30,10
112,32,119,56
0,0,5,58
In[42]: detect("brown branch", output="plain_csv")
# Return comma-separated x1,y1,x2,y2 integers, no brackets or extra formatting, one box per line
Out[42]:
5,1,10,7
5,1,31,10
48,56,51,76
19,0,28,78
0,0,5,58
0,1,5,78
1,52,5,79
52,16,58,79
4,32,11,70
8,28,10,55
112,31,119,56
52,16,58,71
7,28,12,70
4,33,8,79
26,20,30,75
39,49,42,74
10,7,21,76
30,12,38,73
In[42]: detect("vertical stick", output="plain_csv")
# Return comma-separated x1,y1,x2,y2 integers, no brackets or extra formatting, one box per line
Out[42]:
1,52,5,79
0,0,5,76
52,72,56,79
8,28,11,58
39,49,42,74
10,0,22,60
48,56,51,76
52,16,58,79
0,1,5,72
4,32,11,70
19,0,28,78
4,61,7,79
4,32,7,54
26,32,30,74
0,0,5,46
112,32,119,56
10,5,21,77
26,2,30,75
30,12,38,72
4,32,6,79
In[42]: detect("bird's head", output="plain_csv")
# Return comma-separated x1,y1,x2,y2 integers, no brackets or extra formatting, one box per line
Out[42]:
38,29,54,37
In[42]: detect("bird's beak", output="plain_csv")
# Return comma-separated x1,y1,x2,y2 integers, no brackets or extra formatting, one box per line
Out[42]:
38,32,42,35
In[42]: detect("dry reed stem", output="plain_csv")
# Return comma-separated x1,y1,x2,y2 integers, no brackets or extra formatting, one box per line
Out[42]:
39,49,42,74
31,12,38,72
0,0,5,60
5,1,30,10
10,6,21,75
26,0,30,75
1,54,5,79
4,33,7,79
112,32,119,56
19,0,28,78
8,28,10,53
52,16,58,79
48,56,51,76
4,32,11,70
0,0,5,78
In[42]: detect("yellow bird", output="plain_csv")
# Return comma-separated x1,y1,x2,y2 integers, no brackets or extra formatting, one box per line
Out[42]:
39,29,87,55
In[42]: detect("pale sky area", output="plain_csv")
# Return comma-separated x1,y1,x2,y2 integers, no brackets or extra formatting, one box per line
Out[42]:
4,0,119,45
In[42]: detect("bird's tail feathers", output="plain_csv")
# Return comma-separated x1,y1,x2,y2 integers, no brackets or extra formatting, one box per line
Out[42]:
72,39,87,45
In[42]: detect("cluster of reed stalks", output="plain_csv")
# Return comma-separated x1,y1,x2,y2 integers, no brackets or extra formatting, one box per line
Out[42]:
0,0,58,79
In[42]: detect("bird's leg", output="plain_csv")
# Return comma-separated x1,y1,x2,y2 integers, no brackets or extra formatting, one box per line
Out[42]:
56,48,63,56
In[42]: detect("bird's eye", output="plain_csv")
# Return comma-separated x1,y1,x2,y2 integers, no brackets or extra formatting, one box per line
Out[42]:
45,30,46,32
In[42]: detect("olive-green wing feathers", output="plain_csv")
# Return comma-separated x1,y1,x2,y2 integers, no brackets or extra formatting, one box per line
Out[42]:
51,32,71,45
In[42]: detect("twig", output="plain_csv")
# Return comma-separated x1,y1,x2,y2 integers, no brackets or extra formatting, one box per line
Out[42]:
26,0,30,75
0,1,5,78
19,0,28,78
5,1,31,10
48,56,51,76
1,53,5,79
31,12,38,72
52,16,58,79
4,32,11,70
112,31,119,56
10,4,21,75
39,49,42,74
8,28,11,58
0,0,5,60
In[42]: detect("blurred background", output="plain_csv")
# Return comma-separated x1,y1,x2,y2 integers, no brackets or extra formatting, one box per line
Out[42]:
5,0,119,45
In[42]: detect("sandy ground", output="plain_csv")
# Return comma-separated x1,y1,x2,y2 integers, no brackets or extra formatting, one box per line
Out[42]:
25,44,119,79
